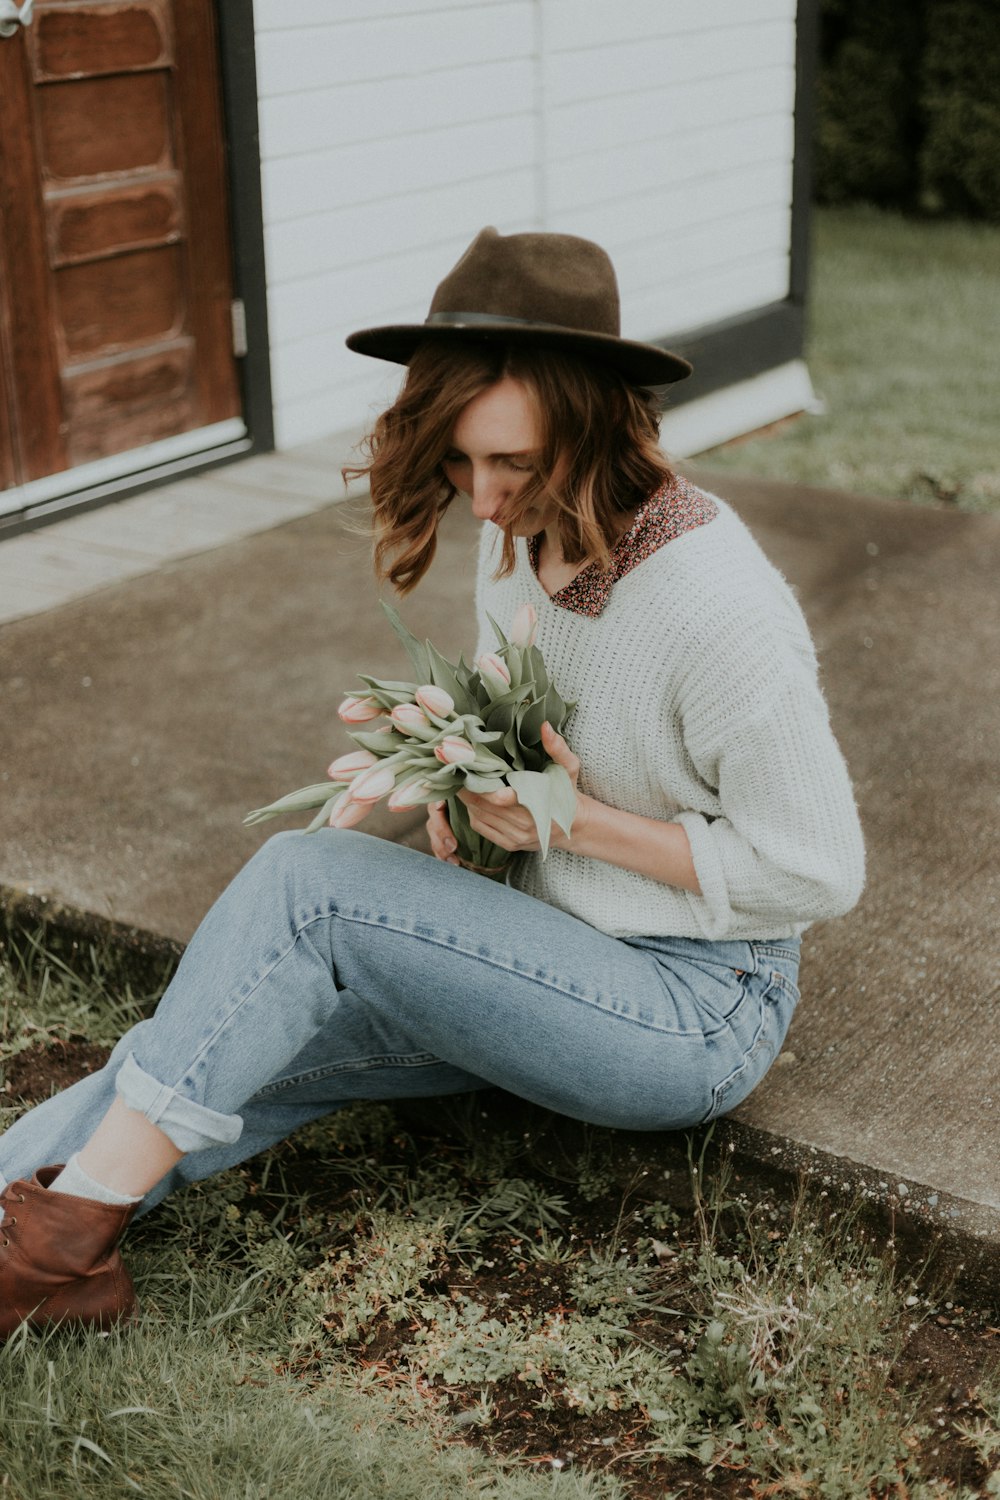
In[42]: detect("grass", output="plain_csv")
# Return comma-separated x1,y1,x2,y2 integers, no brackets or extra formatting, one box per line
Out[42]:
3,924,1000,1497
696,206,1000,514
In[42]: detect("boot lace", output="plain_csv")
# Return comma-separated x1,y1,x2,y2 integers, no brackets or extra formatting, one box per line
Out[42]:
0,1182,27,1244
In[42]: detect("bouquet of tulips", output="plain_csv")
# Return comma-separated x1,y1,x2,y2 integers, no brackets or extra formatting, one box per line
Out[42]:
244,601,576,878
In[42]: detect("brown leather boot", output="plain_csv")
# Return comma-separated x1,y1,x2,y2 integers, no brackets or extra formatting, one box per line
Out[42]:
0,1167,139,1337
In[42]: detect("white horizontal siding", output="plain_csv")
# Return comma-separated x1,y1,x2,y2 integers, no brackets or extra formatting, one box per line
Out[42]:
545,22,796,105
256,2,801,451
629,255,792,338
546,66,795,160
565,158,793,253
262,114,537,224
542,0,796,52
547,114,795,217
259,58,533,160
255,6,534,96
264,169,534,286
253,0,497,29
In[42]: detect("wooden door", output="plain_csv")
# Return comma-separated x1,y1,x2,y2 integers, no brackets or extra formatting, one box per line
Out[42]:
0,0,241,491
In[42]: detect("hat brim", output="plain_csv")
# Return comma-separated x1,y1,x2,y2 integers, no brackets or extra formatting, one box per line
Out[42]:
345,320,692,387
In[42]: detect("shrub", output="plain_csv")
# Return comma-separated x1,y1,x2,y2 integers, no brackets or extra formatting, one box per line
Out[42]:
814,0,924,209
815,0,1000,219
920,0,1000,219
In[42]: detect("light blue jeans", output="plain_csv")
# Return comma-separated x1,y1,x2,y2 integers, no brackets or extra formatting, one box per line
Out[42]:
0,831,800,1217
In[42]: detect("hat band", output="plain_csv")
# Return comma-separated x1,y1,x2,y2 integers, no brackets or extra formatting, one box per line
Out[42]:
425,310,580,332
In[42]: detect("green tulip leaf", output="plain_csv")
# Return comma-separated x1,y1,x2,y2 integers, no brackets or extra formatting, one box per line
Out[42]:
506,770,555,858
462,772,506,794
486,611,509,650
355,675,417,706
381,599,431,681
243,782,342,825
349,729,407,754
425,641,474,709
518,693,549,746
544,761,577,837
304,795,341,834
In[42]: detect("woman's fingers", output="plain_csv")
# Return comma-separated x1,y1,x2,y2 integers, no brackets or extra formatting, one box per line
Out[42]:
460,789,539,852
541,720,580,777
426,799,459,862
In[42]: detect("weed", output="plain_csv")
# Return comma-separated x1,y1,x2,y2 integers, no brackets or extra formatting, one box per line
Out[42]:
0,921,157,1057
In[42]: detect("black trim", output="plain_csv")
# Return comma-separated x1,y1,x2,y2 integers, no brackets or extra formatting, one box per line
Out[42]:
660,302,805,410
790,0,820,307
215,0,274,453
654,0,819,411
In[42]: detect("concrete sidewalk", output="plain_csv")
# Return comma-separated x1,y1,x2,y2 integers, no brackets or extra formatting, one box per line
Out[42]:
1,461,998,1280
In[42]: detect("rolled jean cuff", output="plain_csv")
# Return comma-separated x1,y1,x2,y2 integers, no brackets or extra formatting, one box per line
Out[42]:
115,1052,244,1154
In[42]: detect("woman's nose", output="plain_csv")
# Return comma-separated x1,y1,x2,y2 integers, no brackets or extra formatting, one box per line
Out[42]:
469,469,506,522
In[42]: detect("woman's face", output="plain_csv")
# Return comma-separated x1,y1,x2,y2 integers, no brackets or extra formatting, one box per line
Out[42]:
442,376,559,535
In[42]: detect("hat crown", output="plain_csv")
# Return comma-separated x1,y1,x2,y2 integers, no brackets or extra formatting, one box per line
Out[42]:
428,227,621,337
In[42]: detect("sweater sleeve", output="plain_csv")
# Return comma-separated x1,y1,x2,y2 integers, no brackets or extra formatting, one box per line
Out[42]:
672,665,866,938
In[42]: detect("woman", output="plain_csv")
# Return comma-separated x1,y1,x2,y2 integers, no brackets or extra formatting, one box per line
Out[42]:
0,228,864,1335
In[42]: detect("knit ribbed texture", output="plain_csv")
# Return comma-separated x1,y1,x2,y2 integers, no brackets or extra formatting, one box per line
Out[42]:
476,490,865,940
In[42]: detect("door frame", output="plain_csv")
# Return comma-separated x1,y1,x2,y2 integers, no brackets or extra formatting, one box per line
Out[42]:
0,0,273,539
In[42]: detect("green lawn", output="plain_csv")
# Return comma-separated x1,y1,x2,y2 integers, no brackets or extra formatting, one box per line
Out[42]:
698,207,1000,513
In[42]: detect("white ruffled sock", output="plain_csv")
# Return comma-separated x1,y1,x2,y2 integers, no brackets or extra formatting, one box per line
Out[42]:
48,1154,143,1207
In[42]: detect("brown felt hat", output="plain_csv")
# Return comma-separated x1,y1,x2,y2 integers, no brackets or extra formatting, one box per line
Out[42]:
346,227,692,386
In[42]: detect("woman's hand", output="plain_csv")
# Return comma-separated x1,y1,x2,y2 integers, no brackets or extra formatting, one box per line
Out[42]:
458,722,585,854
427,799,461,864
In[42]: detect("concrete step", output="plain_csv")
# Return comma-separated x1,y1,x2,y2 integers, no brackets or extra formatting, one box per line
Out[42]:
2,463,997,1296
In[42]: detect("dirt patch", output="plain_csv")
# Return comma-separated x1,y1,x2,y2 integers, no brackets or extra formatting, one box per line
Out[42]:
3,1039,111,1104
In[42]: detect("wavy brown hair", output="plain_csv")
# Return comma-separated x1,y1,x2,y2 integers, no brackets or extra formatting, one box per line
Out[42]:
342,340,674,594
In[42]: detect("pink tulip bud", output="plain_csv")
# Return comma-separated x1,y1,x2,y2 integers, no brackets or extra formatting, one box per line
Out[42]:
434,735,477,767
338,694,382,724
509,603,538,648
387,780,432,811
348,764,397,803
414,684,454,719
390,703,434,737
327,788,354,825
327,750,378,781
476,652,511,693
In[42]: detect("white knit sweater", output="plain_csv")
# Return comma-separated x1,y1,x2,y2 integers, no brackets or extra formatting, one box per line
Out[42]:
475,491,865,941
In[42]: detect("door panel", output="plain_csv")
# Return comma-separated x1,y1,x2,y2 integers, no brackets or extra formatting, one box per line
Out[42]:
38,75,173,180
48,177,183,265
32,1,170,79
0,0,241,488
57,247,185,359
62,340,195,463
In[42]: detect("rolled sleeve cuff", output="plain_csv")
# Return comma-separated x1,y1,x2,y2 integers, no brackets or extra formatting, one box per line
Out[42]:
115,1052,244,1155
673,811,735,940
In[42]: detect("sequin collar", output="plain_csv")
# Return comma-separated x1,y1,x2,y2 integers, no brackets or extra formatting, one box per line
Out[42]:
527,474,718,617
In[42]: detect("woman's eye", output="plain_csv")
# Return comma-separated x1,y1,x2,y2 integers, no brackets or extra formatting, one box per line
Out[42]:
505,459,534,473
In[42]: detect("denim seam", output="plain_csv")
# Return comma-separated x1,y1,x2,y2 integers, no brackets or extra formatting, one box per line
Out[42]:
307,906,712,1039
256,1052,445,1095
763,969,800,1002
153,924,328,1103
752,942,800,964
